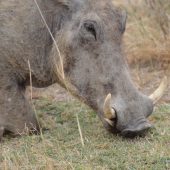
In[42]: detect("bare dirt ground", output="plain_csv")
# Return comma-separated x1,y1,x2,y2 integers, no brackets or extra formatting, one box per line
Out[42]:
131,65,170,103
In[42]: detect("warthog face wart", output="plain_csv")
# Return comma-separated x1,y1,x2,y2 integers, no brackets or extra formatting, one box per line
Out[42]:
0,0,167,139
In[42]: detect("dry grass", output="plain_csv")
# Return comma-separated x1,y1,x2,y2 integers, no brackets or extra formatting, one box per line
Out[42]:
114,0,170,66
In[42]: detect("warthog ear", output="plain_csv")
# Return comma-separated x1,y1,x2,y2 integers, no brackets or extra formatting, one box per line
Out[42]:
120,10,127,33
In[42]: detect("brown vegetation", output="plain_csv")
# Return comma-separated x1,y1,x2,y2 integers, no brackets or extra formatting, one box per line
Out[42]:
114,0,170,66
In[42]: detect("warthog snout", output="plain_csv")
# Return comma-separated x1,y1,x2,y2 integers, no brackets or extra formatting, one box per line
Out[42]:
103,77,167,137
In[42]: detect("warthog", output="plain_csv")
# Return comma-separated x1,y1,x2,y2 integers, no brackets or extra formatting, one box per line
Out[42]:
0,0,167,139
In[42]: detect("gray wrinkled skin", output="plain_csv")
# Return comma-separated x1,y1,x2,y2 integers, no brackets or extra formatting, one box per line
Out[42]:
0,0,153,139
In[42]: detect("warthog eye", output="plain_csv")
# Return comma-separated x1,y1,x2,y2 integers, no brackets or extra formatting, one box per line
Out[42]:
80,20,97,41
84,22,97,40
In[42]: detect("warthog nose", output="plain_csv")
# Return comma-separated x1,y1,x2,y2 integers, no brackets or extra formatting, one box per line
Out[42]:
121,121,152,138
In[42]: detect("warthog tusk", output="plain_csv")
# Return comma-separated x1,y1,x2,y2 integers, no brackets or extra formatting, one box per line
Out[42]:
103,93,116,119
104,118,114,126
149,76,168,104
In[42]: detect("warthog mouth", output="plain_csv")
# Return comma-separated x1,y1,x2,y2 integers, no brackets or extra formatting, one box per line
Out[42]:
103,76,167,137
121,121,153,138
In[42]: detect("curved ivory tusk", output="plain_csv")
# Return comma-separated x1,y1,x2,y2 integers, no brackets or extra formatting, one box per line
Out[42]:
103,93,116,119
149,76,168,104
104,118,114,126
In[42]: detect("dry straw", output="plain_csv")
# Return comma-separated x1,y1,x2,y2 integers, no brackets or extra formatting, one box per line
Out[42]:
33,0,65,80
33,0,85,147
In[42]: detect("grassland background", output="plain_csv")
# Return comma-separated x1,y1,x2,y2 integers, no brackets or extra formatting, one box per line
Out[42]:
0,0,170,170
116,0,170,66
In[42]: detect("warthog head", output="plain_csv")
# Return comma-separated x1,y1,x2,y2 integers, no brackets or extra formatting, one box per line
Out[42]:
50,0,167,137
